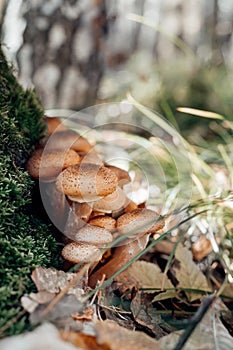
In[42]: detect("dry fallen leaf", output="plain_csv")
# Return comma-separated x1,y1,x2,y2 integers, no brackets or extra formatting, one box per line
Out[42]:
174,244,211,301
31,267,84,296
128,261,174,291
21,267,88,330
95,320,162,350
131,292,174,339
222,283,233,299
159,298,233,350
120,260,177,301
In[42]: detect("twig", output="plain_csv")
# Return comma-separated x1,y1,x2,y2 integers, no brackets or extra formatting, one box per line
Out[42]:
173,293,217,350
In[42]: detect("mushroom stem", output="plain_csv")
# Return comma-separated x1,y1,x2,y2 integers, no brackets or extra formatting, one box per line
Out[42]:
88,234,149,288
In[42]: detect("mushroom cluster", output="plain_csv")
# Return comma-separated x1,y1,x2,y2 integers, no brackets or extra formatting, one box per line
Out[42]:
26,116,165,286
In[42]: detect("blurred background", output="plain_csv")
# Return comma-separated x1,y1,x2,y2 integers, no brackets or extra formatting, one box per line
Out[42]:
0,0,233,135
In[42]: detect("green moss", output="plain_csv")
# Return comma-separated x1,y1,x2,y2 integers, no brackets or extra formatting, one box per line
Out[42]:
0,46,59,337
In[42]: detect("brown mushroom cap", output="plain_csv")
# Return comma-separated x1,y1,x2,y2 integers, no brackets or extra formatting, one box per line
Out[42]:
116,208,165,238
88,216,116,231
26,148,80,180
92,186,128,213
78,151,103,165
56,164,118,200
62,242,102,264
74,224,113,246
44,130,93,153
105,165,131,187
124,200,138,213
44,116,67,135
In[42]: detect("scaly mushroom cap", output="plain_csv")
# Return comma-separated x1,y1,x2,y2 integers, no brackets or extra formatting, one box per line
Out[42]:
105,165,131,187
44,116,67,135
44,130,93,153
26,148,80,180
74,224,113,246
62,242,102,264
88,216,116,231
116,208,165,238
56,164,118,201
92,186,128,213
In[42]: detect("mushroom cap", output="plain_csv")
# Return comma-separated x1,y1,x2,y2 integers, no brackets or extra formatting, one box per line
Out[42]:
26,148,80,180
105,165,131,187
74,224,113,246
116,208,165,238
56,164,118,200
62,242,102,264
78,151,103,165
44,130,93,153
88,216,116,231
92,186,128,213
44,116,67,135
124,200,138,213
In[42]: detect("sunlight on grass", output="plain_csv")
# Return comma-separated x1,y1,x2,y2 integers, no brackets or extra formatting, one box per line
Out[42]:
177,107,225,120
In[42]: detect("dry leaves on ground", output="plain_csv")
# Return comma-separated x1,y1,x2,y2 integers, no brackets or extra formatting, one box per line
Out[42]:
159,298,233,350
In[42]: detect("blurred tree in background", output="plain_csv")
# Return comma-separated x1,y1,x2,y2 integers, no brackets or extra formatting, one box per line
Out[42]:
1,0,233,132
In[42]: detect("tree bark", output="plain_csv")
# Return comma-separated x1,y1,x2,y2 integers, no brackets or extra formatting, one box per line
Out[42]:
16,0,109,110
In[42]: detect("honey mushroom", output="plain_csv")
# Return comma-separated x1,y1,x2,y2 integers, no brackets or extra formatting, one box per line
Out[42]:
88,216,116,231
56,163,119,253
26,148,80,182
56,163,118,203
27,117,93,229
42,129,93,153
26,147,81,229
27,117,166,288
105,165,131,187
62,242,103,277
89,208,165,288
44,116,68,135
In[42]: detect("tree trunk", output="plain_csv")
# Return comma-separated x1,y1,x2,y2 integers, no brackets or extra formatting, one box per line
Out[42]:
15,0,109,110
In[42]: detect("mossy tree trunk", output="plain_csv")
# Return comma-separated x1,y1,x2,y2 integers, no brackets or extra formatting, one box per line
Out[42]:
0,45,59,337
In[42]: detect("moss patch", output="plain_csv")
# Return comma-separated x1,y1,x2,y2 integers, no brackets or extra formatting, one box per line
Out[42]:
0,46,59,336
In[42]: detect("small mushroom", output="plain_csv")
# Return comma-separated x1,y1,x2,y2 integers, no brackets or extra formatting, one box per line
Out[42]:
44,130,93,153
92,187,128,213
116,208,165,239
105,165,131,187
62,242,102,265
88,216,116,231
44,116,67,135
73,202,93,222
73,224,113,246
26,148,80,181
89,209,165,287
56,163,118,202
